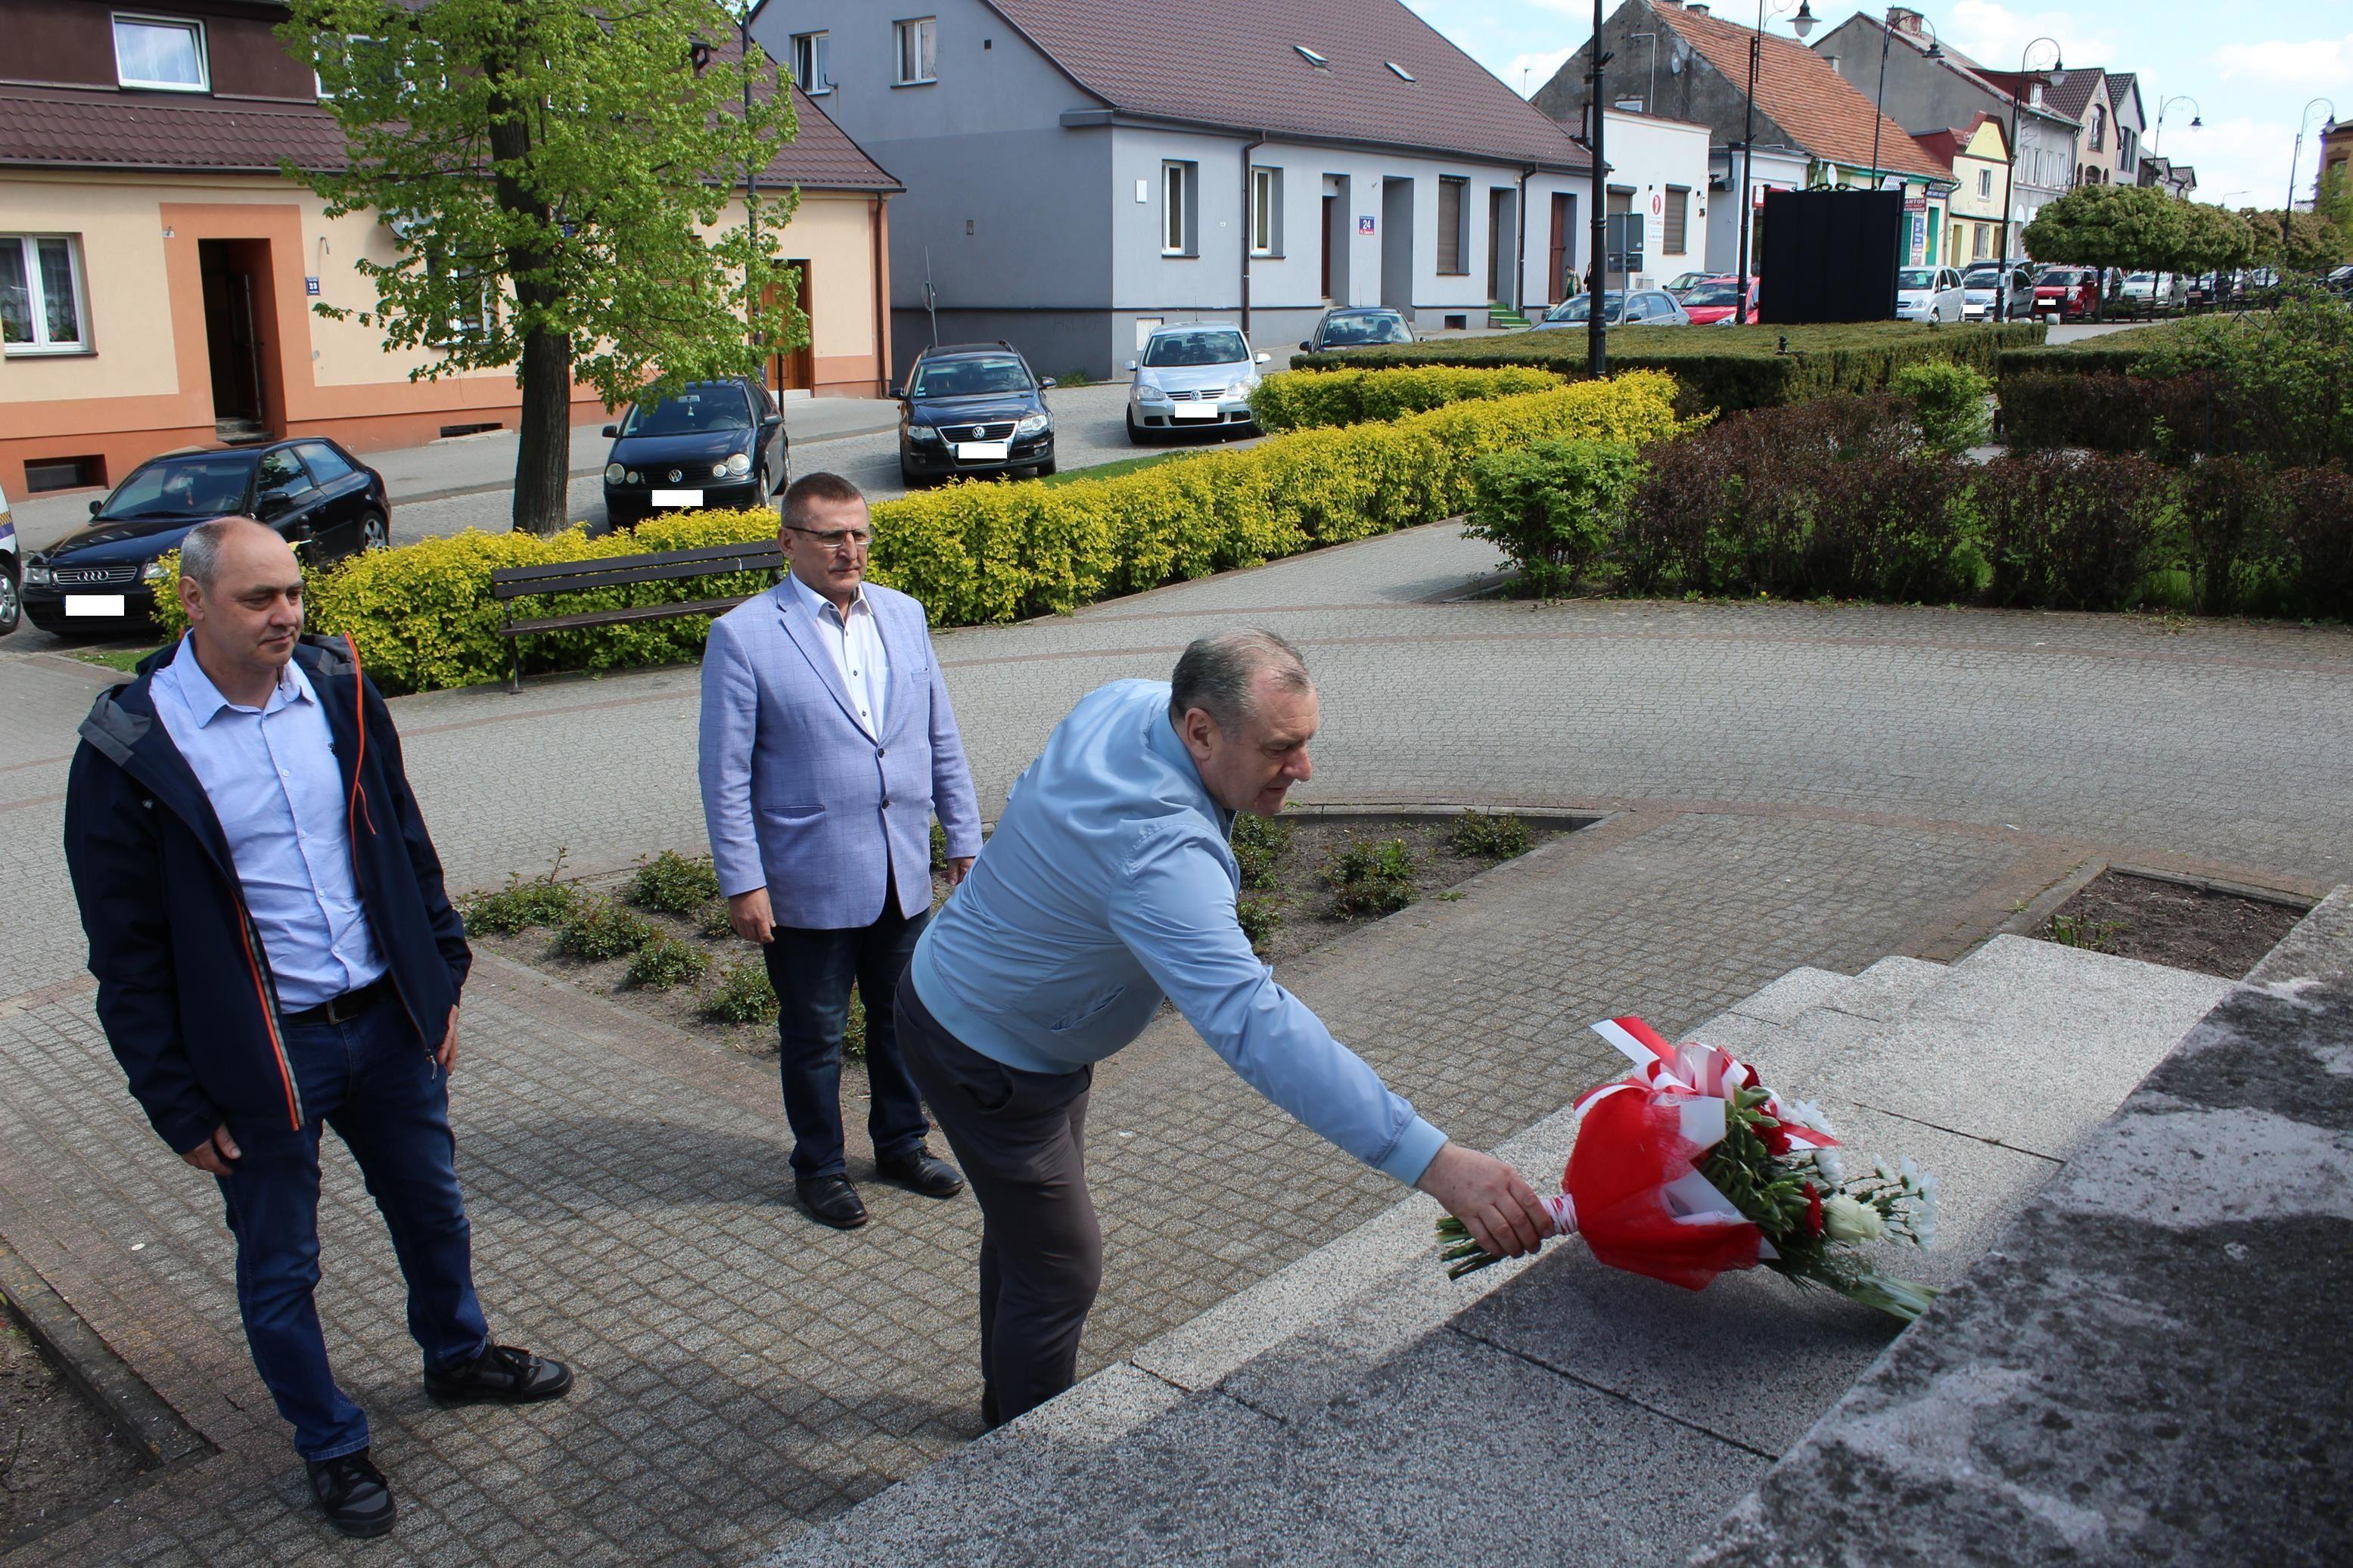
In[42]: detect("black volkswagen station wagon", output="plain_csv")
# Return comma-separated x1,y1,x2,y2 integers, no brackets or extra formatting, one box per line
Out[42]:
894,343,1055,485
601,376,788,527
22,439,390,636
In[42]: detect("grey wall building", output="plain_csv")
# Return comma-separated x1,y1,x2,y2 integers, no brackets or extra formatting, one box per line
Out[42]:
746,0,1591,380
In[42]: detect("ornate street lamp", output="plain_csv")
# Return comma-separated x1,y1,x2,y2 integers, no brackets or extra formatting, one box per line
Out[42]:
1868,12,1941,195
1733,1,1814,324
2153,95,2200,158
2286,98,2339,260
1994,37,2063,321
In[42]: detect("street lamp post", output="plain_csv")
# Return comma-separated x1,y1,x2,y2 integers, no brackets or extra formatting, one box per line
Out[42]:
1868,13,1940,194
2285,98,2339,261
1734,0,1814,325
1994,36,2062,322
1587,0,1609,374
2153,95,2200,158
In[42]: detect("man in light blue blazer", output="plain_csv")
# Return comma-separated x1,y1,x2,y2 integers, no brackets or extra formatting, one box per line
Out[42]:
698,471,984,1229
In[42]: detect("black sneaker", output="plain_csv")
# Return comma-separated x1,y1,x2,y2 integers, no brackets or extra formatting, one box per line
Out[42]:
424,1343,574,1407
308,1448,397,1539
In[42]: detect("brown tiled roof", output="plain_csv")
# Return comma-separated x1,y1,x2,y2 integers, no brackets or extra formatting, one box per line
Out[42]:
1973,69,2093,129
0,82,899,191
1655,3,1946,180
980,0,1590,171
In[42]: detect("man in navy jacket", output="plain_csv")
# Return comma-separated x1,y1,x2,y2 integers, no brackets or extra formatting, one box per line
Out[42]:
63,517,568,1539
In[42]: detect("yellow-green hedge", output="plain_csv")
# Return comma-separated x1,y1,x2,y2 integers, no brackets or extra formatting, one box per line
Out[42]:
1250,364,1567,431
159,371,1683,694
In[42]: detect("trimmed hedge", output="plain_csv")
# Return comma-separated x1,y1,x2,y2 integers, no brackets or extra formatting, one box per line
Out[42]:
162,371,1685,695
1994,318,2202,377
1291,321,2047,415
1999,371,2216,457
1250,365,1564,431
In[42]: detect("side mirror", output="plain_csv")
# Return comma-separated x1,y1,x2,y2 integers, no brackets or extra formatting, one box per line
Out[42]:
1255,351,1271,365
601,424,618,438
888,386,906,400
1039,377,1057,390
1124,359,1138,372
89,498,103,515
1299,340,1313,351
255,492,291,520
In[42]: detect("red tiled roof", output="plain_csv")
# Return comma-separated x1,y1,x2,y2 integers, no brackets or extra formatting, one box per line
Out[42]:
981,0,1590,171
1654,4,1946,180
0,82,899,191
1912,112,2006,171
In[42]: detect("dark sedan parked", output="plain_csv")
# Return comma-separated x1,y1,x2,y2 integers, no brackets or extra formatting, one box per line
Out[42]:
1299,307,1414,353
23,439,388,636
894,343,1055,485
601,376,788,527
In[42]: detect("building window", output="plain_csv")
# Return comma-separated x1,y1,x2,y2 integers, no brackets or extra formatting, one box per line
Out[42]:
113,14,209,92
894,17,936,85
791,32,830,94
1978,168,1992,197
2088,105,2105,152
2118,127,2135,173
1437,175,1469,275
1251,166,1282,256
1663,185,1689,254
1162,161,1196,256
0,235,89,354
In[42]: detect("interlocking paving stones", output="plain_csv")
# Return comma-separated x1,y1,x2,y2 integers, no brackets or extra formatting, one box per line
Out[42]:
2,521,2348,1562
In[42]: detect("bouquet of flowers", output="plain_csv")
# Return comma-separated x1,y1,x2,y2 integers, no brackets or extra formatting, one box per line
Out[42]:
1438,1017,1941,1321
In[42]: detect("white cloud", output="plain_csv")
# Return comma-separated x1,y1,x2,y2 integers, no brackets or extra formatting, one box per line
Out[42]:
2165,114,2336,213
1944,2,2118,72
2215,35,2353,90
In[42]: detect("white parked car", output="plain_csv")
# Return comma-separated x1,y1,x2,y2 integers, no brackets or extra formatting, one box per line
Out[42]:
1126,324,1270,443
2118,272,2187,309
1895,266,1966,323
0,480,19,637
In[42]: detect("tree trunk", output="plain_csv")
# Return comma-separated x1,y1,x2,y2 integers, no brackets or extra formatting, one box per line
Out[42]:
486,82,571,535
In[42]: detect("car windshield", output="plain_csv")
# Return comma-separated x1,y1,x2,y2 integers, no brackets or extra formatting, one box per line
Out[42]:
1319,313,1410,346
910,356,1033,397
2126,273,2154,283
1681,281,1743,306
1962,268,2000,284
98,454,256,520
622,386,751,436
2040,269,2083,284
1544,295,1624,324
1143,329,1250,368
1897,269,1938,290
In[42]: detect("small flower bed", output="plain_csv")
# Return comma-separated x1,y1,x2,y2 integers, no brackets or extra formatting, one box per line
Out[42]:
555,896,658,961
626,850,723,914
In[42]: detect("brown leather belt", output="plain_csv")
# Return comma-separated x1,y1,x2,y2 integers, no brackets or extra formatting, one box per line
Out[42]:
282,975,393,1029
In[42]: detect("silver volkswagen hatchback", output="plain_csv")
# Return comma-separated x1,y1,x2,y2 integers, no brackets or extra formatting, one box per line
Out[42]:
1126,324,1271,443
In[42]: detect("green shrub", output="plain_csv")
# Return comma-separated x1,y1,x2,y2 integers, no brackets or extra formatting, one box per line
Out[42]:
700,958,779,1025
1251,365,1564,431
555,896,659,961
626,935,713,990
1054,368,1095,388
1466,438,1649,596
1973,452,2180,611
461,874,577,935
1447,809,1533,860
1891,360,1993,455
2271,466,2353,619
626,850,721,914
1324,839,1418,918
696,900,740,942
1236,894,1282,955
1230,812,1294,892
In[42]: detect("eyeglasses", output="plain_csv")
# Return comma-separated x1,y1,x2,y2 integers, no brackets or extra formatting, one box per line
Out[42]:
786,526,872,550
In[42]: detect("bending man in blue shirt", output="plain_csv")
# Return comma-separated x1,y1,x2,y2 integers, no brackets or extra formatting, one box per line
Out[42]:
900,629,1551,1428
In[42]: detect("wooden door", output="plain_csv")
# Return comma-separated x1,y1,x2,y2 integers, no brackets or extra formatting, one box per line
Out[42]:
1321,194,1335,299
766,263,816,393
1548,193,1571,303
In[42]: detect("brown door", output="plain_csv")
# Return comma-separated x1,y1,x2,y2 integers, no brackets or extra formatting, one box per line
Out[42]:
1548,193,1571,302
1488,188,1511,302
1321,194,1335,299
766,262,816,393
199,238,281,439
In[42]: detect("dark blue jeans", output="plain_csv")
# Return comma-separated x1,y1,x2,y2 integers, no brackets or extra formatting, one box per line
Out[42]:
216,995,487,1461
763,902,933,1181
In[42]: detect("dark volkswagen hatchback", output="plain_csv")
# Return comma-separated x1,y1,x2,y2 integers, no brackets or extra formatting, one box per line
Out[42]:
894,343,1055,485
23,439,389,636
601,377,788,527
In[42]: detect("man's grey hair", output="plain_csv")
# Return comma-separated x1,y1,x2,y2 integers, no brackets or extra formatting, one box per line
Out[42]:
1168,629,1312,733
178,516,273,591
782,470,867,530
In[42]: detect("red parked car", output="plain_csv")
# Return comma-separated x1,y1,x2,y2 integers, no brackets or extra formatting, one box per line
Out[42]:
2031,267,2099,320
1678,275,1761,325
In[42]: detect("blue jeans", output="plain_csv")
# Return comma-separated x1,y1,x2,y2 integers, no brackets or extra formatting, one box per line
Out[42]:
216,995,487,1461
763,902,933,1181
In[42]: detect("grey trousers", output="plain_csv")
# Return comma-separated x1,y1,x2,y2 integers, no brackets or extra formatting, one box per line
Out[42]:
895,970,1101,1429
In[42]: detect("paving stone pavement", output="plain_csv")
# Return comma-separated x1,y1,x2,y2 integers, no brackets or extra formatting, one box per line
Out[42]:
1,520,2348,1563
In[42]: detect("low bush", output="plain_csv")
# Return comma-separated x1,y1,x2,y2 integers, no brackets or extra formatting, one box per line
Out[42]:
1324,839,1417,918
1891,360,1993,455
1236,894,1282,955
1447,809,1534,860
626,935,712,990
555,896,659,961
2271,466,2353,619
700,958,779,1025
1973,452,2178,611
461,874,576,935
626,850,721,914
696,900,740,942
1999,371,2216,456
1251,365,1564,431
1466,438,1649,597
1230,812,1294,893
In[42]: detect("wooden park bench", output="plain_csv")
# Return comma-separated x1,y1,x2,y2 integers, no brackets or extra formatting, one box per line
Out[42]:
490,539,784,692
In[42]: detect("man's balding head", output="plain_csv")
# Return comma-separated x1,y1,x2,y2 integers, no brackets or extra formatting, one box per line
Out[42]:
177,517,306,683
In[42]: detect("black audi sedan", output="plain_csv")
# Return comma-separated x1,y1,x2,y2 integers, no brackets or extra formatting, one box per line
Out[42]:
22,439,389,637
1299,307,1414,354
894,343,1055,486
601,376,788,527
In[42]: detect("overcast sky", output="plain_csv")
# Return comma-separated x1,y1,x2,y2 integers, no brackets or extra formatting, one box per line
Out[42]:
1406,1,2353,211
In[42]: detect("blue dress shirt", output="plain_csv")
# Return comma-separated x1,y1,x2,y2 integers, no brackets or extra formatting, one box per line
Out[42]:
910,679,1447,1185
149,638,388,1010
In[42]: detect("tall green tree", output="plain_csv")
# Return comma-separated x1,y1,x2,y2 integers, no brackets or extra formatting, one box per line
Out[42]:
2023,185,2187,319
2162,202,2258,287
281,0,800,532
2239,207,2347,275
2316,166,2353,265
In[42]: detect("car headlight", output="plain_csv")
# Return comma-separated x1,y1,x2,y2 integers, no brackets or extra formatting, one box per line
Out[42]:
724,452,752,477
605,463,626,483
625,470,642,485
1136,383,1170,402
1224,381,1254,402
1015,412,1051,436
25,559,51,587
142,560,170,582
909,424,943,444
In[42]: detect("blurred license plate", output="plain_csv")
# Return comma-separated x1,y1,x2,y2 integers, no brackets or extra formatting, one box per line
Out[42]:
651,489,703,507
1173,405,1220,421
955,442,1009,460
67,595,126,616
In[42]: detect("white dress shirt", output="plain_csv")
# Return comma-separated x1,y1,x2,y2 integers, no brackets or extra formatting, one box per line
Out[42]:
789,569,888,737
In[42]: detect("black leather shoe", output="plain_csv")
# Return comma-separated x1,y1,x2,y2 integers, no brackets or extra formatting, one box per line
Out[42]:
309,1449,396,1539
797,1175,870,1229
878,1145,965,1199
424,1343,575,1407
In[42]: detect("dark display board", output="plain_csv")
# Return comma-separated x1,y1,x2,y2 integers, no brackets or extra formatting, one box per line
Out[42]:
1758,189,1902,323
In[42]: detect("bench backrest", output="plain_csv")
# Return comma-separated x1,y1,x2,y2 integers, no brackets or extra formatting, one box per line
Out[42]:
490,540,785,602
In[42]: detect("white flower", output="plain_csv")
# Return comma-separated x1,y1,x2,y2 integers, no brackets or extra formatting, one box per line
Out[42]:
1822,1194,1886,1244
1811,1147,1845,1186
1780,1098,1840,1139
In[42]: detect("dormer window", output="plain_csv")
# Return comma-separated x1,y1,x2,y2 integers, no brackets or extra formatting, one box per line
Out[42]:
113,14,209,93
1295,45,1329,69
1386,61,1416,82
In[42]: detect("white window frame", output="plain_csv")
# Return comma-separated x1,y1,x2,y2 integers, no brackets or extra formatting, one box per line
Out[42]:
314,33,375,99
1162,160,1193,256
1978,168,1992,197
1250,166,1281,257
1,234,93,356
894,17,937,86
112,13,210,93
791,31,831,95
